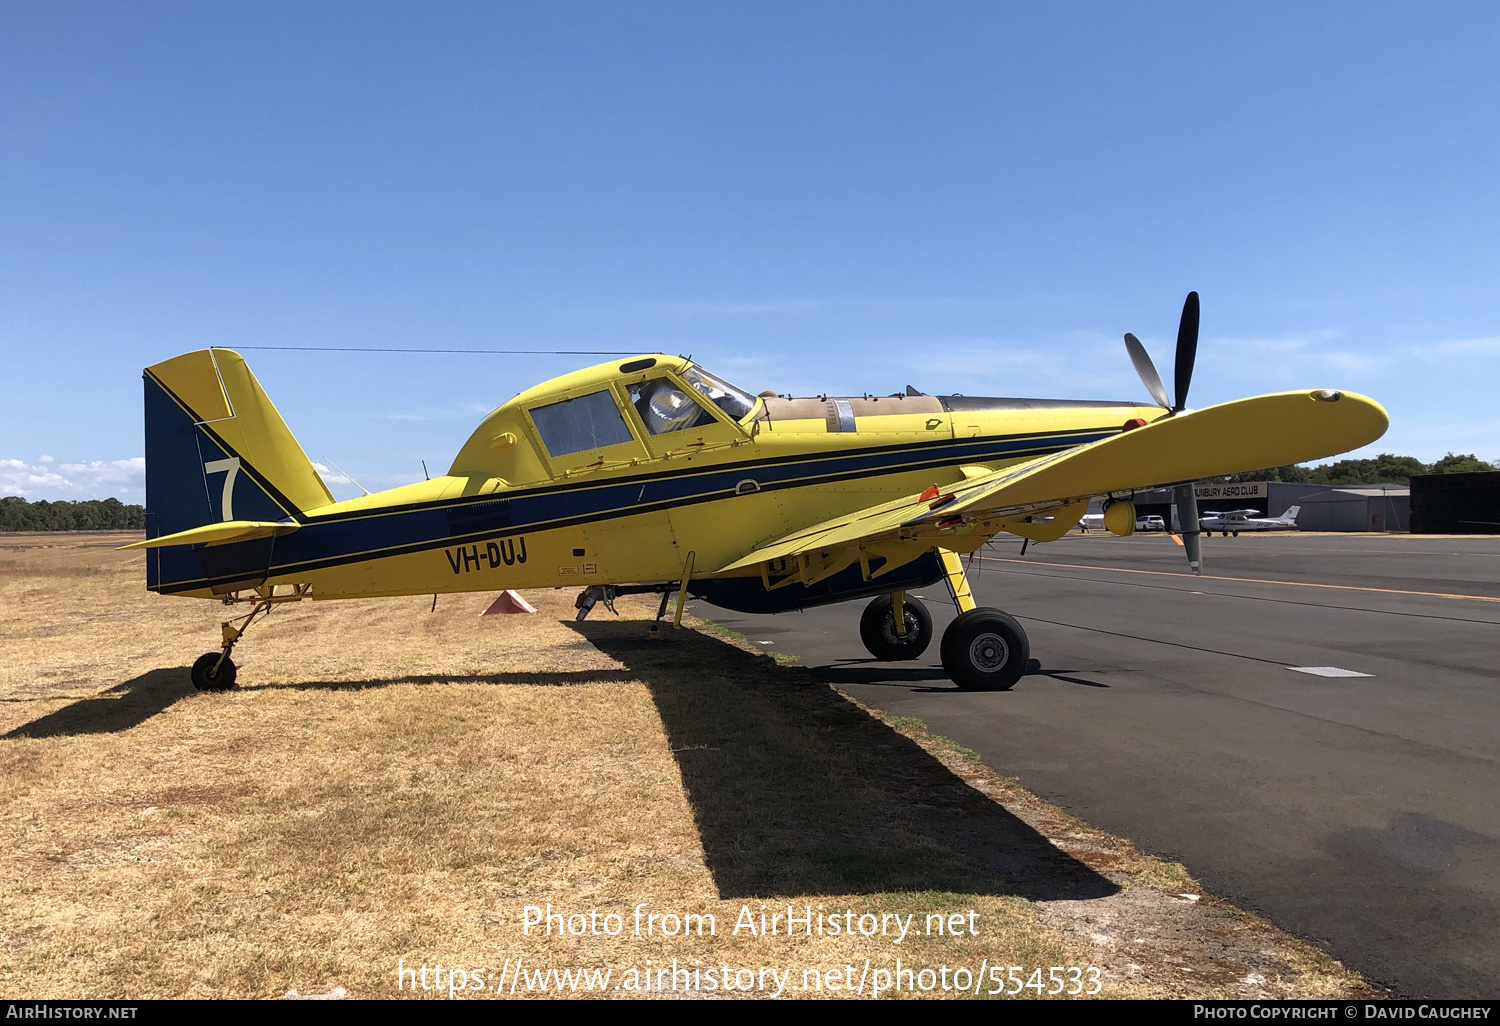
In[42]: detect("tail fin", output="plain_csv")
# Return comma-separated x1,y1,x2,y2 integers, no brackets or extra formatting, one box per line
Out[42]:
143,348,332,549
1280,505,1301,522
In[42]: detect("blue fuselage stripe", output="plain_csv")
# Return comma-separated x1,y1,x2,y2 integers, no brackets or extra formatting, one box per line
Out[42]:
154,427,1114,591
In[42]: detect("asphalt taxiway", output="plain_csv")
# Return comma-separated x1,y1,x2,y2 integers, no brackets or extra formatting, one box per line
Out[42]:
693,532,1500,997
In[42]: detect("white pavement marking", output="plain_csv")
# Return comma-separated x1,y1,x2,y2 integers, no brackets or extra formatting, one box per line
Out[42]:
1286,666,1375,678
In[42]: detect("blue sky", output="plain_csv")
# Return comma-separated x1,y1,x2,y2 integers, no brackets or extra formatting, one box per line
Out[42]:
3,1,1497,503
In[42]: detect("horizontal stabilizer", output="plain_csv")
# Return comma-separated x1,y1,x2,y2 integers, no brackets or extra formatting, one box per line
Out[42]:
119,520,300,550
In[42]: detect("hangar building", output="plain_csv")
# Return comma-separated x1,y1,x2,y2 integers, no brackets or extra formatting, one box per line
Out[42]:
1294,486,1410,532
1410,472,1500,534
1128,481,1410,532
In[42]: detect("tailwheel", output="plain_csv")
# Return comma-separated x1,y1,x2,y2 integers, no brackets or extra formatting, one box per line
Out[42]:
859,593,933,660
191,652,238,691
940,607,1030,691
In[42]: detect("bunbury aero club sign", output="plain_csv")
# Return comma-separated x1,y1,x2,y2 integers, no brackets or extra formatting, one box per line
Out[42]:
1193,481,1267,501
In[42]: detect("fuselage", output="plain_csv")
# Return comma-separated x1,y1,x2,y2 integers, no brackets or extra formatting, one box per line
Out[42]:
149,354,1162,600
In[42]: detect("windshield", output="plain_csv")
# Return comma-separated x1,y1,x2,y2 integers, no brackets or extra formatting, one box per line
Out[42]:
682,365,758,421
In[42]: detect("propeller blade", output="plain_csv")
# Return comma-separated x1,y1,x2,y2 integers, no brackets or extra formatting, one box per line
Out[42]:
1173,291,1199,413
1124,332,1172,409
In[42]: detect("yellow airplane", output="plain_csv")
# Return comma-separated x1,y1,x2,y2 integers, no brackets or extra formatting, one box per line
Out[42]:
126,294,1386,692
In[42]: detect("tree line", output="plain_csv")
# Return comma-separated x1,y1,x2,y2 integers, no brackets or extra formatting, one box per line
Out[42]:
1,496,147,531
1224,452,1496,486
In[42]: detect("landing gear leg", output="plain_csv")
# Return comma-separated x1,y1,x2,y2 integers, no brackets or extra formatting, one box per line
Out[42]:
935,547,1031,690
937,548,976,614
192,605,262,691
190,585,307,692
672,551,695,630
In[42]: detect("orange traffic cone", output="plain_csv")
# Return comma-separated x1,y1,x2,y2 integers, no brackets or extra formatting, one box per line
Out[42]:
482,590,537,615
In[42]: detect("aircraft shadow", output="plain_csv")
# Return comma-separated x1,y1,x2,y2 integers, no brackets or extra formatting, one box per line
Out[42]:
3,667,639,741
3,668,195,740
1034,670,1110,689
570,621,1119,902
253,670,635,692
816,660,1109,690
818,664,954,685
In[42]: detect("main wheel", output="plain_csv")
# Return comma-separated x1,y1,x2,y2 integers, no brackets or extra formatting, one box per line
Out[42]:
859,594,933,660
940,608,1030,691
191,652,238,691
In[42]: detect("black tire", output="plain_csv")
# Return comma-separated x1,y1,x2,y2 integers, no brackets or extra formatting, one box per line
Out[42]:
191,652,237,691
858,594,933,661
1232,530,1239,537
940,608,1030,691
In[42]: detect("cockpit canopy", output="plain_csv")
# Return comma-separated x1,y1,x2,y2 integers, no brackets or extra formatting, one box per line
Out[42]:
526,362,758,458
452,356,761,480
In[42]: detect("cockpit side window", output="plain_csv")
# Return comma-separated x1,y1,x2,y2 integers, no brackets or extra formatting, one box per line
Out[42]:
529,390,635,456
627,379,718,436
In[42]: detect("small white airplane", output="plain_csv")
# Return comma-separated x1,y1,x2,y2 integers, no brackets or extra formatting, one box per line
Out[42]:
1198,505,1301,536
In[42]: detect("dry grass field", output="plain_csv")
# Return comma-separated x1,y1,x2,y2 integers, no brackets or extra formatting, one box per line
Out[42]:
0,533,1376,1000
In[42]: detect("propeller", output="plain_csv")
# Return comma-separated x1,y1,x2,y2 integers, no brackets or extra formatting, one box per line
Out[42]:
1124,291,1199,414
1123,291,1204,574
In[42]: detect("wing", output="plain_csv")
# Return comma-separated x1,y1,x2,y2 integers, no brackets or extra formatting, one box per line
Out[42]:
717,389,1386,578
